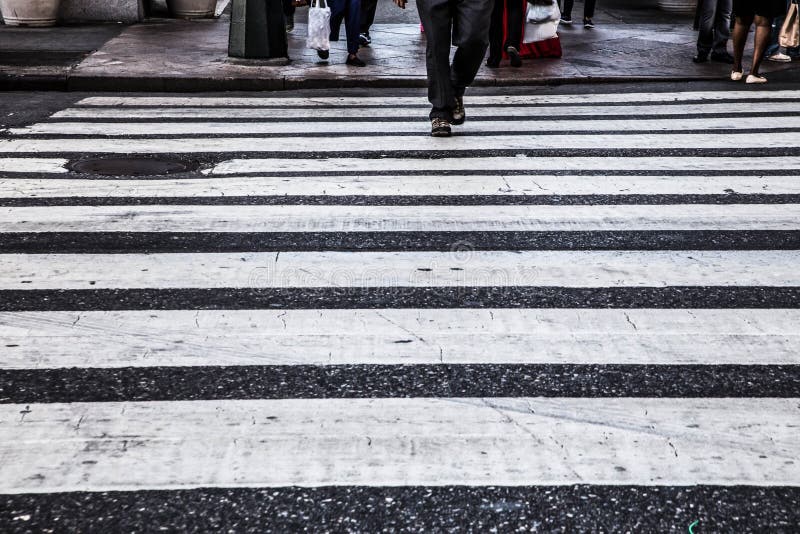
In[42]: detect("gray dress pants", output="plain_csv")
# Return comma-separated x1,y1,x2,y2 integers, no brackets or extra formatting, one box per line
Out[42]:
417,0,494,119
697,0,732,56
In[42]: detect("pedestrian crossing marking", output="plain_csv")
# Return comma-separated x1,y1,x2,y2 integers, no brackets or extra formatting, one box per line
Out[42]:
3,250,799,289
2,309,798,368
1,89,799,519
3,204,800,232
2,175,799,198
207,156,800,175
1,398,797,493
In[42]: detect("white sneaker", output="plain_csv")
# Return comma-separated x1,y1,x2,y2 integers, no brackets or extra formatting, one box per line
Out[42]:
768,52,791,62
745,74,767,84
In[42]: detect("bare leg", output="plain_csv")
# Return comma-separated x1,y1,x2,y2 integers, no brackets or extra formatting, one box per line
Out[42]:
732,15,754,73
750,15,772,75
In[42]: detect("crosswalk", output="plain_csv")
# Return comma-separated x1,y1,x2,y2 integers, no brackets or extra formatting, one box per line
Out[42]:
1,89,800,529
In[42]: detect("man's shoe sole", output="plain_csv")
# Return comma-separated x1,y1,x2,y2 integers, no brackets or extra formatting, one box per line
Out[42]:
451,115,465,126
431,128,451,137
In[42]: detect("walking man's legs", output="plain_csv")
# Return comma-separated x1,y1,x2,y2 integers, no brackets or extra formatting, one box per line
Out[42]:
417,0,457,120
451,0,494,96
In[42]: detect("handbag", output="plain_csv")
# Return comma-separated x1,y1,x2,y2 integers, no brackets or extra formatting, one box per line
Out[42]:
307,0,331,52
780,2,799,49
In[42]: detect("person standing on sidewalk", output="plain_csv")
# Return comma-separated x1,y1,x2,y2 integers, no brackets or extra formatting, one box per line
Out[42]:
359,0,378,46
394,0,494,136
329,0,367,66
731,0,786,83
693,0,735,63
487,0,525,68
560,0,596,28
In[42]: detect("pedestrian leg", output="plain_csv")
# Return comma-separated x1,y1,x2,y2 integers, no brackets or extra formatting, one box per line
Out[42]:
561,0,574,20
732,14,753,73
487,0,505,66
584,0,596,18
712,0,732,55
696,0,717,57
505,0,524,51
343,0,362,55
360,0,378,36
750,15,772,75
451,0,494,95
417,0,456,119
329,0,345,41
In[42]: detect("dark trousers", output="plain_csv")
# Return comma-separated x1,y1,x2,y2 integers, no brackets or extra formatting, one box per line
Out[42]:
489,0,524,61
417,0,494,119
561,0,596,19
696,0,732,55
283,0,295,18
360,0,378,34
330,0,362,54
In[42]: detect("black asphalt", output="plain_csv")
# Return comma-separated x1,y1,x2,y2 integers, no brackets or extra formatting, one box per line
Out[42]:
3,486,799,533
2,287,800,311
3,364,800,403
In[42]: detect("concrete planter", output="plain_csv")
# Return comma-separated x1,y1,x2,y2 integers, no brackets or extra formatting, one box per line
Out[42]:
0,0,62,26
166,0,216,18
657,0,696,14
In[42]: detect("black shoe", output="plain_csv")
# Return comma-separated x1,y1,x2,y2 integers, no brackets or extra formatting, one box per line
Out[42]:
693,54,708,63
711,51,735,64
486,56,500,68
317,49,329,60
358,32,371,46
431,118,451,137
583,18,594,28
346,54,366,67
451,96,465,125
506,46,522,68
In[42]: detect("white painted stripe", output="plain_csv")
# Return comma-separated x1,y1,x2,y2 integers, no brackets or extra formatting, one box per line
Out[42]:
2,132,797,154
75,91,800,107
3,175,800,198
2,251,798,289
0,158,67,174
2,309,798,369
3,204,799,233
12,116,800,136
1,398,797,492
209,156,800,175
49,102,800,119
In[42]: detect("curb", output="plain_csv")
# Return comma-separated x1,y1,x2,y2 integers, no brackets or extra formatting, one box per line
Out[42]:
0,72,726,92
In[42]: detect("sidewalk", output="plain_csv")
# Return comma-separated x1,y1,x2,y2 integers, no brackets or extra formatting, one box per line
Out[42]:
1,1,797,91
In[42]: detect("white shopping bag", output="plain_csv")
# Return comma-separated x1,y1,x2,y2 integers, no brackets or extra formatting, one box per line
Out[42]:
524,1,560,43
307,0,331,51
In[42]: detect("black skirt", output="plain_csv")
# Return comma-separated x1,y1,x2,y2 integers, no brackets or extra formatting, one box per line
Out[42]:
733,0,787,18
